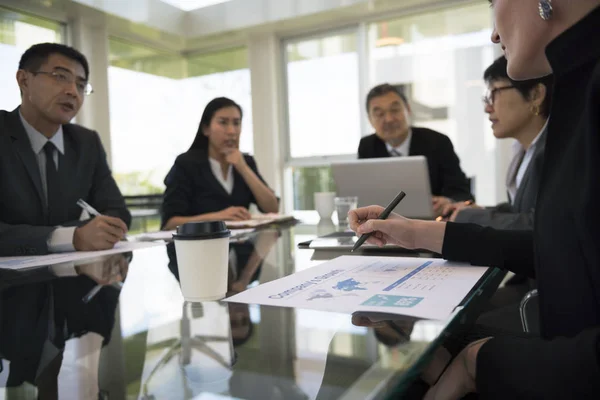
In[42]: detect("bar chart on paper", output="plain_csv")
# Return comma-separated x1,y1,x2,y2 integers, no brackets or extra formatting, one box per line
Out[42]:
226,256,489,320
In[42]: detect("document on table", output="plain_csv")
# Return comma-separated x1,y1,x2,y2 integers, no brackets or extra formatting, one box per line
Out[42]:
226,214,295,229
225,256,489,321
0,241,164,271
132,228,257,242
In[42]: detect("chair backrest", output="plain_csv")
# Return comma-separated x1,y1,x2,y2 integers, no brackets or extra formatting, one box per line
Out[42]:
124,194,163,209
519,289,540,334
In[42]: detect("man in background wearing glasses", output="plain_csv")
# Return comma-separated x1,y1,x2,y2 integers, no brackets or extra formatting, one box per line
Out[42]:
358,83,474,215
0,43,130,256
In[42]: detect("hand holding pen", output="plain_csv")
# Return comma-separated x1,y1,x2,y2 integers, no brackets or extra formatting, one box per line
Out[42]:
73,199,128,251
349,191,409,251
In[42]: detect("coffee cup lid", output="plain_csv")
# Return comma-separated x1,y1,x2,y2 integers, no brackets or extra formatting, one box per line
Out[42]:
173,221,231,240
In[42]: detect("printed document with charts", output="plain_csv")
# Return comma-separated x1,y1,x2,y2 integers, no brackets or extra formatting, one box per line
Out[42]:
226,256,489,320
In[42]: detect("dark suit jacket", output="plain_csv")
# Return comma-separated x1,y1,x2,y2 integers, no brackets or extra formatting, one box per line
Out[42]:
357,127,473,201
0,108,131,256
455,129,547,230
161,149,273,228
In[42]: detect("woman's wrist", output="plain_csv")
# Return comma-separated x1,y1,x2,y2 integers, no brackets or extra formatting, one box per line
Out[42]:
414,220,446,253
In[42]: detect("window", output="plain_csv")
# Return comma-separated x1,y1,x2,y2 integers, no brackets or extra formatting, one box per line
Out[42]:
108,40,252,195
284,31,361,210
0,8,64,111
159,0,232,11
285,31,361,159
367,4,496,204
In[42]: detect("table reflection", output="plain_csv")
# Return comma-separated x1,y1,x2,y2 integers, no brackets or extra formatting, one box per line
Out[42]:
0,254,128,400
0,223,501,400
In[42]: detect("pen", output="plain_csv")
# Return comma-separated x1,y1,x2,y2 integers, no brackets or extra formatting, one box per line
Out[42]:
77,198,101,217
77,199,126,303
352,191,406,252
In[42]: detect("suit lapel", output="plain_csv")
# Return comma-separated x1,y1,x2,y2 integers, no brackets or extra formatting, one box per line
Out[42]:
199,156,231,199
408,127,422,156
7,108,45,209
373,135,391,157
513,131,547,211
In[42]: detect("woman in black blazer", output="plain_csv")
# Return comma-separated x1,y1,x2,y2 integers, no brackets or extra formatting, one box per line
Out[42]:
350,1,600,398
161,98,278,230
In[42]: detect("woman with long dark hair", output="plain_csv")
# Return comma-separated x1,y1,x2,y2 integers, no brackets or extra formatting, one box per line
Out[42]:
350,0,600,398
161,97,278,231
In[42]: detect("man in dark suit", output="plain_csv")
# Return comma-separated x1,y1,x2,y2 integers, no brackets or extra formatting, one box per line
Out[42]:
0,43,130,256
358,84,473,215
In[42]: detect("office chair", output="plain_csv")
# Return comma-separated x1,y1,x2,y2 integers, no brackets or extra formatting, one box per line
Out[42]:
519,289,539,333
140,302,234,399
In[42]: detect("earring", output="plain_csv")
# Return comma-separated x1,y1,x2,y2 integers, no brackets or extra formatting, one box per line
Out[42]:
538,0,553,20
532,105,541,116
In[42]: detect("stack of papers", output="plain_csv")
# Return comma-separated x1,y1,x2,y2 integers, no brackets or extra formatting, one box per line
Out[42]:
132,214,296,242
226,256,488,321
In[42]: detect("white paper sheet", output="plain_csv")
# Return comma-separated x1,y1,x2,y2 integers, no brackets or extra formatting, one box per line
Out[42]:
0,241,164,271
225,256,489,321
226,214,295,229
131,228,257,242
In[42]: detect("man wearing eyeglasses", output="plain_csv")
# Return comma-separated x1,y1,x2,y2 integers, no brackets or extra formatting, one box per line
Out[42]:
0,43,130,256
358,83,474,215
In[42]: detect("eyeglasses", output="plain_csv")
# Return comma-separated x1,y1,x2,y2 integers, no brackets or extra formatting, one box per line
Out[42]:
482,86,515,106
371,107,404,122
33,70,94,96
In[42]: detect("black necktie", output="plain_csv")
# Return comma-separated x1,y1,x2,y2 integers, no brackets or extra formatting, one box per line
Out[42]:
43,142,63,225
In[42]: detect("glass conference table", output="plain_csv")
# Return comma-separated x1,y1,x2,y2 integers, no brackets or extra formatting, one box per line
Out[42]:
0,220,504,400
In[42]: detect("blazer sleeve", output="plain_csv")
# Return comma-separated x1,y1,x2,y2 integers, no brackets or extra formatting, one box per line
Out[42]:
0,223,56,256
87,132,131,228
442,222,535,278
436,135,474,202
245,155,279,213
454,208,535,230
476,327,600,398
161,157,194,229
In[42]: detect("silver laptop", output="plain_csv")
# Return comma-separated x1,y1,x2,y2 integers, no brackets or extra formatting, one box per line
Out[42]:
332,156,434,219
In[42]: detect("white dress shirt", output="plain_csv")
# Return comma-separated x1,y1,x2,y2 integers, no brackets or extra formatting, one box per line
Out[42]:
209,157,234,194
385,129,412,157
19,112,76,252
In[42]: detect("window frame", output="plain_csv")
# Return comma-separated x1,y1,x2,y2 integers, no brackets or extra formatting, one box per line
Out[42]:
281,25,366,167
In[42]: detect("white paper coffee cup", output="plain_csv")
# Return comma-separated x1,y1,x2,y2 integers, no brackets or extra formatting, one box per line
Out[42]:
173,221,231,302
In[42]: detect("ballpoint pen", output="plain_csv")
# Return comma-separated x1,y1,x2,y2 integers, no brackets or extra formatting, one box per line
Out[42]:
352,191,406,252
77,198,101,217
77,198,125,302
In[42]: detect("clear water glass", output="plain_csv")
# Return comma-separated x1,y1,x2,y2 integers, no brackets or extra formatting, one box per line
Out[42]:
334,196,358,224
